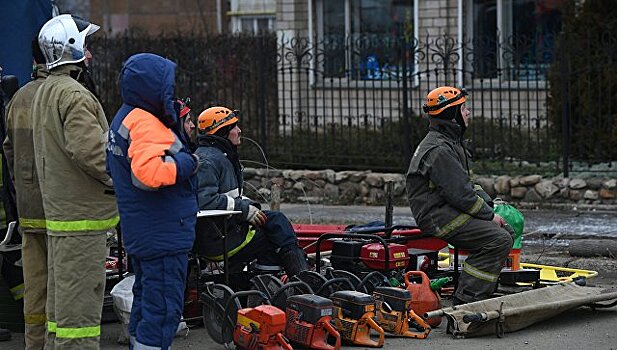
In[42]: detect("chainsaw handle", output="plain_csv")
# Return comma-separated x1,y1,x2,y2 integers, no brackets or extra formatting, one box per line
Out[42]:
276,333,293,350
405,309,431,339
271,281,313,310
403,270,430,287
315,233,390,272
356,271,388,294
316,277,355,297
365,316,385,347
322,319,342,350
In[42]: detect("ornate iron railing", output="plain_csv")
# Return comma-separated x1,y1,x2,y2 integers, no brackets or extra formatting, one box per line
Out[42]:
89,30,614,174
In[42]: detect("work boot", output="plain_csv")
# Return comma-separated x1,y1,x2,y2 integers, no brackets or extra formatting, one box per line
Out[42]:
0,328,11,341
280,247,309,278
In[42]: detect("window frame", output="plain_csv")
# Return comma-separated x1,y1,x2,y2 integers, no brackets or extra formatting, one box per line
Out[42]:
466,0,562,86
231,15,275,34
313,0,419,86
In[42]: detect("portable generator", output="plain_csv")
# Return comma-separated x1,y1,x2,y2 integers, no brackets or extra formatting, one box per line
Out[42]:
285,294,341,350
233,304,292,350
330,290,385,348
373,286,431,339
330,240,408,275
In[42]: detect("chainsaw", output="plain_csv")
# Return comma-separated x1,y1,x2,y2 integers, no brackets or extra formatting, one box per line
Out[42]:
234,304,293,350
285,294,341,350
373,286,431,339
200,282,291,350
330,290,385,348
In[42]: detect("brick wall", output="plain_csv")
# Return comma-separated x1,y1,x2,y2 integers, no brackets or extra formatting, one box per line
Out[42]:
86,0,228,35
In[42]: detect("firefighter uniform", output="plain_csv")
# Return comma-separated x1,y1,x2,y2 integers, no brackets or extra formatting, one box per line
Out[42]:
33,55,118,350
3,64,49,349
406,86,512,304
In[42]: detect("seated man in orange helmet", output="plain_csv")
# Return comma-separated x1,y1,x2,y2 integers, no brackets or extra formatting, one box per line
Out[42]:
194,106,308,277
406,86,513,305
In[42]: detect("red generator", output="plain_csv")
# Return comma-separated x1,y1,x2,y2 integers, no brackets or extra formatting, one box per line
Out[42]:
330,240,408,275
360,243,409,271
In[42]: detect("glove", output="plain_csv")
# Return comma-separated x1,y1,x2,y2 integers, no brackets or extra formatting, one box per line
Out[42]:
492,213,506,227
247,205,267,227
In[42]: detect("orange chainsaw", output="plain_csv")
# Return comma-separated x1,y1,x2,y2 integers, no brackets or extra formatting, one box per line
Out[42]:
373,286,431,339
234,304,293,350
330,290,385,348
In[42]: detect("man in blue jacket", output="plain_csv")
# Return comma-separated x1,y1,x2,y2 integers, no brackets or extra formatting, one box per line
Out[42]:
106,53,199,350
194,106,308,277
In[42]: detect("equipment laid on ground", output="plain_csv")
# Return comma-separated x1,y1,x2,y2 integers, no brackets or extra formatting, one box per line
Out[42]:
330,290,385,348
234,304,292,350
291,270,356,298
403,271,443,327
424,283,617,338
373,286,431,339
285,294,341,350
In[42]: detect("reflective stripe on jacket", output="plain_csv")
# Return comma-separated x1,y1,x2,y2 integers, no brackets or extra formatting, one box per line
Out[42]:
406,118,494,237
31,64,118,234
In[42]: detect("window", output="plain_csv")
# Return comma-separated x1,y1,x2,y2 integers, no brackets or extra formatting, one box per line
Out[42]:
316,0,416,80
228,0,275,34
234,16,274,34
471,0,565,80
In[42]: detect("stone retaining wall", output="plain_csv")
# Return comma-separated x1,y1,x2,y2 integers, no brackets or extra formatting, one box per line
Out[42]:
242,168,617,207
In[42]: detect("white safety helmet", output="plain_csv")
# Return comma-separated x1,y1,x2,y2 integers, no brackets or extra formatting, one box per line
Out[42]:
38,14,100,70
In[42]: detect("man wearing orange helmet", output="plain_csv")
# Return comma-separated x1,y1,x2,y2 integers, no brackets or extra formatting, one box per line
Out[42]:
406,86,513,305
194,106,308,277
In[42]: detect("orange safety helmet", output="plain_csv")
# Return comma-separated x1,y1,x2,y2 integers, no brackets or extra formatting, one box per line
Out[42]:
422,86,468,116
198,106,239,135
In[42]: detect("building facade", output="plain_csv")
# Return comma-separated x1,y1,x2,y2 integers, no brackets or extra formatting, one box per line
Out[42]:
275,0,563,131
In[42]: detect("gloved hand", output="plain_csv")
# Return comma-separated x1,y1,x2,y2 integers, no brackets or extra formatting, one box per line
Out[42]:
247,205,267,227
492,213,506,227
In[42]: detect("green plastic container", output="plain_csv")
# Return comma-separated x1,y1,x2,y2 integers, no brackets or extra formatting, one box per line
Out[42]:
494,202,525,249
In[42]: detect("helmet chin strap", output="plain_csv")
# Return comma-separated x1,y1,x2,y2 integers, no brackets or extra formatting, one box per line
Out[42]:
453,105,467,136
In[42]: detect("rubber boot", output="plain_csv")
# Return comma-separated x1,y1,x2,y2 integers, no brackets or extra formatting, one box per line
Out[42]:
0,328,11,341
280,247,308,278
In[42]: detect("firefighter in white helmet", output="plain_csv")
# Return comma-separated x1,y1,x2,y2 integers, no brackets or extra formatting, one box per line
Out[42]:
32,14,118,349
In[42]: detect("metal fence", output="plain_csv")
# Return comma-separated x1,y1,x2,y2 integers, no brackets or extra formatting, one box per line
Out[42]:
89,30,615,175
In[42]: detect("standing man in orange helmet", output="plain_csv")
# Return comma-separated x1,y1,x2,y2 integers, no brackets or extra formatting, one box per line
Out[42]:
194,106,308,277
406,86,513,305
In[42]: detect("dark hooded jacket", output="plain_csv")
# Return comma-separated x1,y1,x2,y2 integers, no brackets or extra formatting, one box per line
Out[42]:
406,116,494,238
194,134,255,257
106,53,198,258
